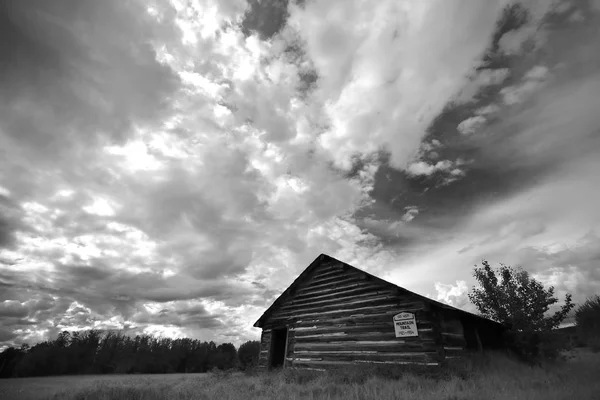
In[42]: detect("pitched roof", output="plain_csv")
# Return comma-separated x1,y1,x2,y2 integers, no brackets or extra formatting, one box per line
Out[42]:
253,253,500,328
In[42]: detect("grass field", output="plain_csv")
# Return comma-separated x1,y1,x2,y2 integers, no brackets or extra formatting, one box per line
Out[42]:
1,349,598,400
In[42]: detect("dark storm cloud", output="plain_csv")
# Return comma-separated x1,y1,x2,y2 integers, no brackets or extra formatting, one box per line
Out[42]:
362,2,600,246
0,0,181,197
241,0,290,40
0,195,27,249
0,301,29,319
0,260,241,348
239,0,319,99
154,304,224,330
51,261,255,306
0,291,65,344
0,253,254,317
115,159,269,280
0,328,18,343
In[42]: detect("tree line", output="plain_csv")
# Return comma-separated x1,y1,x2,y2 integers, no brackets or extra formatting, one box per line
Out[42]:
2,260,599,377
0,330,260,378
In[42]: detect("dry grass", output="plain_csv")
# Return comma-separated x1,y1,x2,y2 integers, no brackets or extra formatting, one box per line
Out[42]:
0,350,598,400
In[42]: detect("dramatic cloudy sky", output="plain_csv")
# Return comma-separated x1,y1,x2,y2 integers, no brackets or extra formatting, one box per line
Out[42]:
1,0,599,348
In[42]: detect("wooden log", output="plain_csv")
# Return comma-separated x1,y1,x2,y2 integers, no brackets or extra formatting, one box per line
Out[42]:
293,282,385,300
277,295,400,315
291,359,440,367
441,332,464,338
294,280,418,301
292,353,437,363
308,267,355,281
294,331,438,342
295,310,431,327
270,309,433,327
315,259,340,268
294,278,386,297
270,303,427,322
292,320,434,331
292,322,396,332
294,348,439,357
272,299,427,320
281,292,396,311
293,276,366,294
443,346,463,351
308,266,345,280
271,303,401,321
307,271,366,287
294,325,395,336
293,343,437,353
291,285,394,304
293,323,433,337
282,289,397,310
294,340,408,347
308,268,341,280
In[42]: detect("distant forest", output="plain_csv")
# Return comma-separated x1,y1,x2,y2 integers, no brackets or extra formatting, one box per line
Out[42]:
0,330,260,378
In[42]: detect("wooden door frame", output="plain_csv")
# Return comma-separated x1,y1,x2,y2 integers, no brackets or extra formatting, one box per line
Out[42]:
282,326,289,368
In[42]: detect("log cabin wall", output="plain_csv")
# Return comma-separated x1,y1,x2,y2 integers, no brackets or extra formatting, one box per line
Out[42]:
257,329,271,370
257,259,443,370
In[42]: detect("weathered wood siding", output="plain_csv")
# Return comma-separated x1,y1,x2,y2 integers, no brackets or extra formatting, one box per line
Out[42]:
259,260,442,369
257,329,271,370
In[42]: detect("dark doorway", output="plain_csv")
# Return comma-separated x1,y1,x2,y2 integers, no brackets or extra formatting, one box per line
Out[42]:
461,316,483,352
269,327,288,369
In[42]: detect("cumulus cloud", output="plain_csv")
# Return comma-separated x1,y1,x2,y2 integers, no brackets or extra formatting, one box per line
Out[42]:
402,207,419,223
404,158,467,187
475,104,501,115
500,64,550,105
434,280,471,310
454,68,511,103
286,0,510,170
407,160,452,176
457,115,487,135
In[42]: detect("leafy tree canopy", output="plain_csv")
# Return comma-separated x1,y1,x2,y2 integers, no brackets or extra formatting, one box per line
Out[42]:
468,260,574,332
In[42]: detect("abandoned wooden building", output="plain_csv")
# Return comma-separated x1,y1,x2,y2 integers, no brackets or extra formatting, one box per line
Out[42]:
254,254,505,370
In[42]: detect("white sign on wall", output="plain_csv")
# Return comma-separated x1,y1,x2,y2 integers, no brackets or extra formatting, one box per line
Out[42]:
393,312,418,337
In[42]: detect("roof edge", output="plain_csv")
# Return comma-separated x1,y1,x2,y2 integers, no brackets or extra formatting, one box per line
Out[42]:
253,253,499,328
253,253,328,328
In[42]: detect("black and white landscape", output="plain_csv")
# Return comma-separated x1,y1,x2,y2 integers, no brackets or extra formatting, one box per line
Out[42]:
1,0,599,352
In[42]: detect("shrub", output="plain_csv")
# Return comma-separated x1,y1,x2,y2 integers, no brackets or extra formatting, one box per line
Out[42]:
468,260,574,363
238,340,260,370
575,295,600,351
